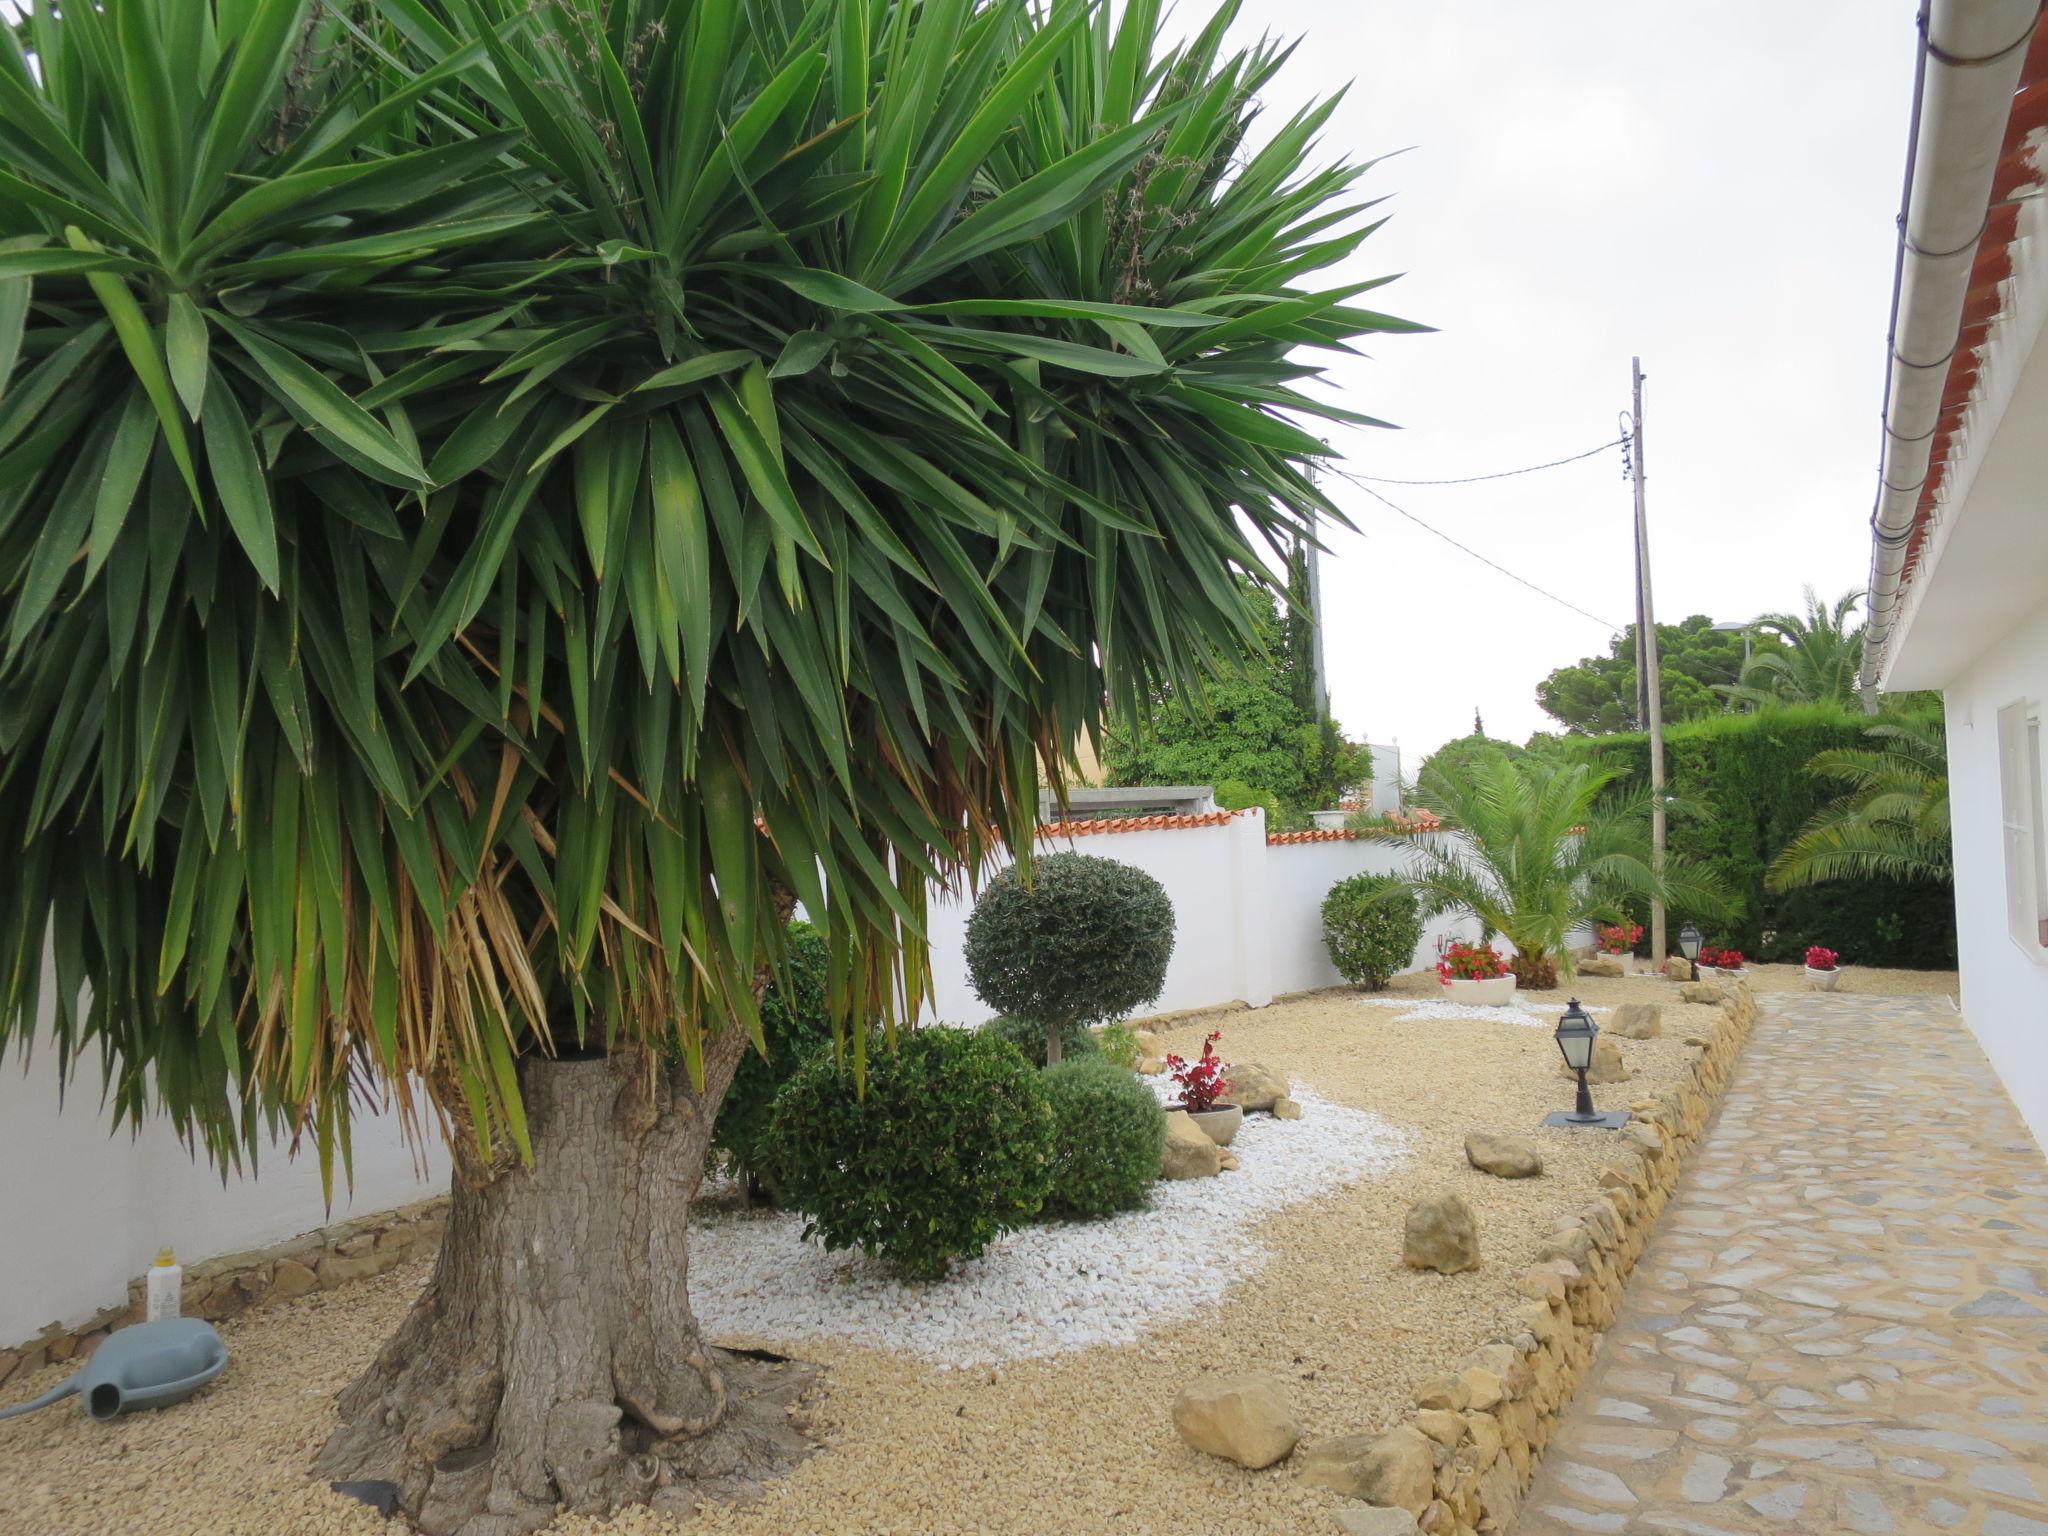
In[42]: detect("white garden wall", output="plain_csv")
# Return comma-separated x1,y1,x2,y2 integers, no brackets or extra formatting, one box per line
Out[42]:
3,807,1471,1348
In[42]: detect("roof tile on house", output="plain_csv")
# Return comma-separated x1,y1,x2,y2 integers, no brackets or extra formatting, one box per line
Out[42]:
1035,811,1240,838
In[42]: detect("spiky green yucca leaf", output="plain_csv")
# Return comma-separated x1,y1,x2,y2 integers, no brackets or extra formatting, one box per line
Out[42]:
1370,748,1727,968
0,0,1415,1180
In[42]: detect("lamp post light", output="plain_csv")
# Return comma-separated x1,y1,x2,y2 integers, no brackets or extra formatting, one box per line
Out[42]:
1544,999,1631,1130
1677,921,1703,982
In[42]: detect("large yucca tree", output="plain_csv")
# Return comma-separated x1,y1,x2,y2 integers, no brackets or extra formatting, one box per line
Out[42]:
0,0,1415,1523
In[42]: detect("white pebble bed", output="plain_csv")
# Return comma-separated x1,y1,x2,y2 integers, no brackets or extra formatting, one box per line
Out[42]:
689,1085,1412,1365
1354,996,1611,1028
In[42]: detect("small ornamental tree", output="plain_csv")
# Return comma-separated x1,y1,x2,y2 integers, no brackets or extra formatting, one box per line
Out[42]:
965,853,1175,1064
0,0,1414,1525
1321,873,1424,989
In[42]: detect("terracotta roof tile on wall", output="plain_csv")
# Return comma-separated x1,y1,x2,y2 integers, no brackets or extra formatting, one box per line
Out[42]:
1901,28,2048,590
1266,828,1363,846
1035,811,1239,838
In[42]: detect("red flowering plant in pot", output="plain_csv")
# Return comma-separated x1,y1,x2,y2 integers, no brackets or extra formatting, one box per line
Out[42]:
1697,945,1747,976
1165,1031,1241,1146
1804,945,1841,991
1595,922,1643,956
1436,940,1517,1004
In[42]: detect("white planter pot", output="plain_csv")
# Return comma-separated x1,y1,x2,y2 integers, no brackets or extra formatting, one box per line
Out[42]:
1804,966,1841,992
1442,975,1518,1006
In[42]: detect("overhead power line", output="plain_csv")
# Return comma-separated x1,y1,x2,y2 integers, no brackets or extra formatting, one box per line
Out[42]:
1327,466,1624,635
1340,438,1627,486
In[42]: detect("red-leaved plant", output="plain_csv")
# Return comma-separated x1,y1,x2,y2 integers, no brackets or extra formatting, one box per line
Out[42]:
1699,946,1746,971
1165,1031,1234,1114
1437,941,1509,982
1804,945,1839,971
1596,922,1643,955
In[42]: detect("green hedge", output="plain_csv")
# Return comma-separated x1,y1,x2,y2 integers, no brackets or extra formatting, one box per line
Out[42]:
1553,704,1956,968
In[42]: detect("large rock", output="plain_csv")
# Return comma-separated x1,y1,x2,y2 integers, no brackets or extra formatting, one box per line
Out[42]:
1226,1062,1290,1112
1663,955,1692,982
1172,1373,1300,1469
1557,1034,1628,1085
1133,1030,1166,1074
1335,1511,1422,1536
1578,954,1624,977
1272,1096,1303,1120
1678,980,1724,1005
1403,1192,1481,1274
1606,1002,1662,1040
1464,1132,1542,1179
1299,1426,1436,1514
1161,1110,1223,1179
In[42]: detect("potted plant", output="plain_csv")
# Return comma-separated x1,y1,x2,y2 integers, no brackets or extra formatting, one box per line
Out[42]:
1698,945,1748,979
1437,941,1516,1005
1804,945,1842,992
1165,1032,1240,1145
1594,921,1642,971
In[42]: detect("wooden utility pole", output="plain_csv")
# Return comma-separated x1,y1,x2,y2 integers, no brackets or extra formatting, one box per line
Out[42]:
1629,357,1668,964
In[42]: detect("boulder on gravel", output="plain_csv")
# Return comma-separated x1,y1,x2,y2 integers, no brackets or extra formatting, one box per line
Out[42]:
1403,1192,1481,1274
1606,1002,1662,1040
1272,1095,1303,1120
1226,1062,1290,1111
1172,1372,1300,1469
1663,955,1692,982
1678,980,1724,1005
1299,1426,1436,1514
1557,1034,1628,1085
1464,1132,1542,1179
1335,1510,1422,1536
1133,1030,1166,1074
1578,955,1624,977
1160,1110,1223,1179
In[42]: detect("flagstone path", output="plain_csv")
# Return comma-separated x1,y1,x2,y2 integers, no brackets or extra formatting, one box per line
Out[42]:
1516,991,2048,1536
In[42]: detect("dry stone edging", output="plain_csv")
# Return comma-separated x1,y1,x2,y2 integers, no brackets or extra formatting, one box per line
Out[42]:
0,1194,448,1384
1319,981,1762,1535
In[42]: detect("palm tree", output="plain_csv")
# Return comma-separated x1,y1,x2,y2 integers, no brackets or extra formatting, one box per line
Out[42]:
1368,748,1724,979
1720,587,1864,708
0,0,1416,1525
1768,718,1951,890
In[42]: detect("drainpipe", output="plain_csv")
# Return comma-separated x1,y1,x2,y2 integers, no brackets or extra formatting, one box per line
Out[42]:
1863,0,2039,695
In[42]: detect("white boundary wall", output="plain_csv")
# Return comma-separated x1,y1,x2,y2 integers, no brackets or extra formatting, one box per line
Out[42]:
926,809,1479,1024
3,808,1469,1345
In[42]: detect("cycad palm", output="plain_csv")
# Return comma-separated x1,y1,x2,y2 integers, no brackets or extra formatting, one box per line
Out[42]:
0,0,1414,1523
1768,717,1951,890
1370,748,1723,972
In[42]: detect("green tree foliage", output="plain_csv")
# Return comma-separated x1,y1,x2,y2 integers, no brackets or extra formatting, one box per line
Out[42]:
1555,705,1955,966
0,0,1418,1173
712,920,830,1197
1099,584,1368,823
1320,873,1423,989
1370,748,1725,970
1536,616,1759,734
1769,717,1951,891
1720,588,1864,709
965,852,1174,1064
1040,1056,1164,1217
770,1027,1055,1278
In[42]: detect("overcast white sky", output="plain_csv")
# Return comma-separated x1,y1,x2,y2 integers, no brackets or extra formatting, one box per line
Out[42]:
1199,1,1917,763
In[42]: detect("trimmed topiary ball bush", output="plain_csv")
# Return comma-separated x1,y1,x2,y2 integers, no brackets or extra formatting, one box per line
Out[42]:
770,1026,1055,1279
965,852,1175,1065
1322,874,1425,990
1040,1058,1165,1218
988,1012,1099,1068
712,920,831,1198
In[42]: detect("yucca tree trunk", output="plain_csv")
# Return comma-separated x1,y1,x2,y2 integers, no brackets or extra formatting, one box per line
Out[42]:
314,1035,813,1535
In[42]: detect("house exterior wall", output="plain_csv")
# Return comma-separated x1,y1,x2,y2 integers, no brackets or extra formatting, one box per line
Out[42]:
1941,608,2048,1148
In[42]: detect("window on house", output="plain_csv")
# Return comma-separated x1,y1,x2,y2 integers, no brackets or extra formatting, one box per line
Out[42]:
1997,700,2048,957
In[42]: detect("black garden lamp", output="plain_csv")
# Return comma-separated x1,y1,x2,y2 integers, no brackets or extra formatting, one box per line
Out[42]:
1677,921,1703,982
1544,998,1631,1130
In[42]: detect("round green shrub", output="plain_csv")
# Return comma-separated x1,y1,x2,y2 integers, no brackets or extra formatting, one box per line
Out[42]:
1040,1057,1164,1218
964,852,1175,1065
712,920,831,1196
1321,873,1424,989
987,1012,1099,1068
769,1026,1054,1279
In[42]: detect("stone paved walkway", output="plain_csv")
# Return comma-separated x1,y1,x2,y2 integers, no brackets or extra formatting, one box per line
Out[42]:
1517,992,2048,1536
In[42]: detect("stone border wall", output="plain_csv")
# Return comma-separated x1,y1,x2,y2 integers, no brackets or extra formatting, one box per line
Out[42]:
0,1195,449,1389
1329,981,1761,1536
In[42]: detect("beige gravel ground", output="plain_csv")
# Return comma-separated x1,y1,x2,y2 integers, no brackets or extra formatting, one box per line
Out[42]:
0,964,1954,1536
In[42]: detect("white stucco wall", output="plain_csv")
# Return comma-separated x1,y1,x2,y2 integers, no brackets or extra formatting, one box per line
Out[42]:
1942,614,2048,1150
0,1021,447,1346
